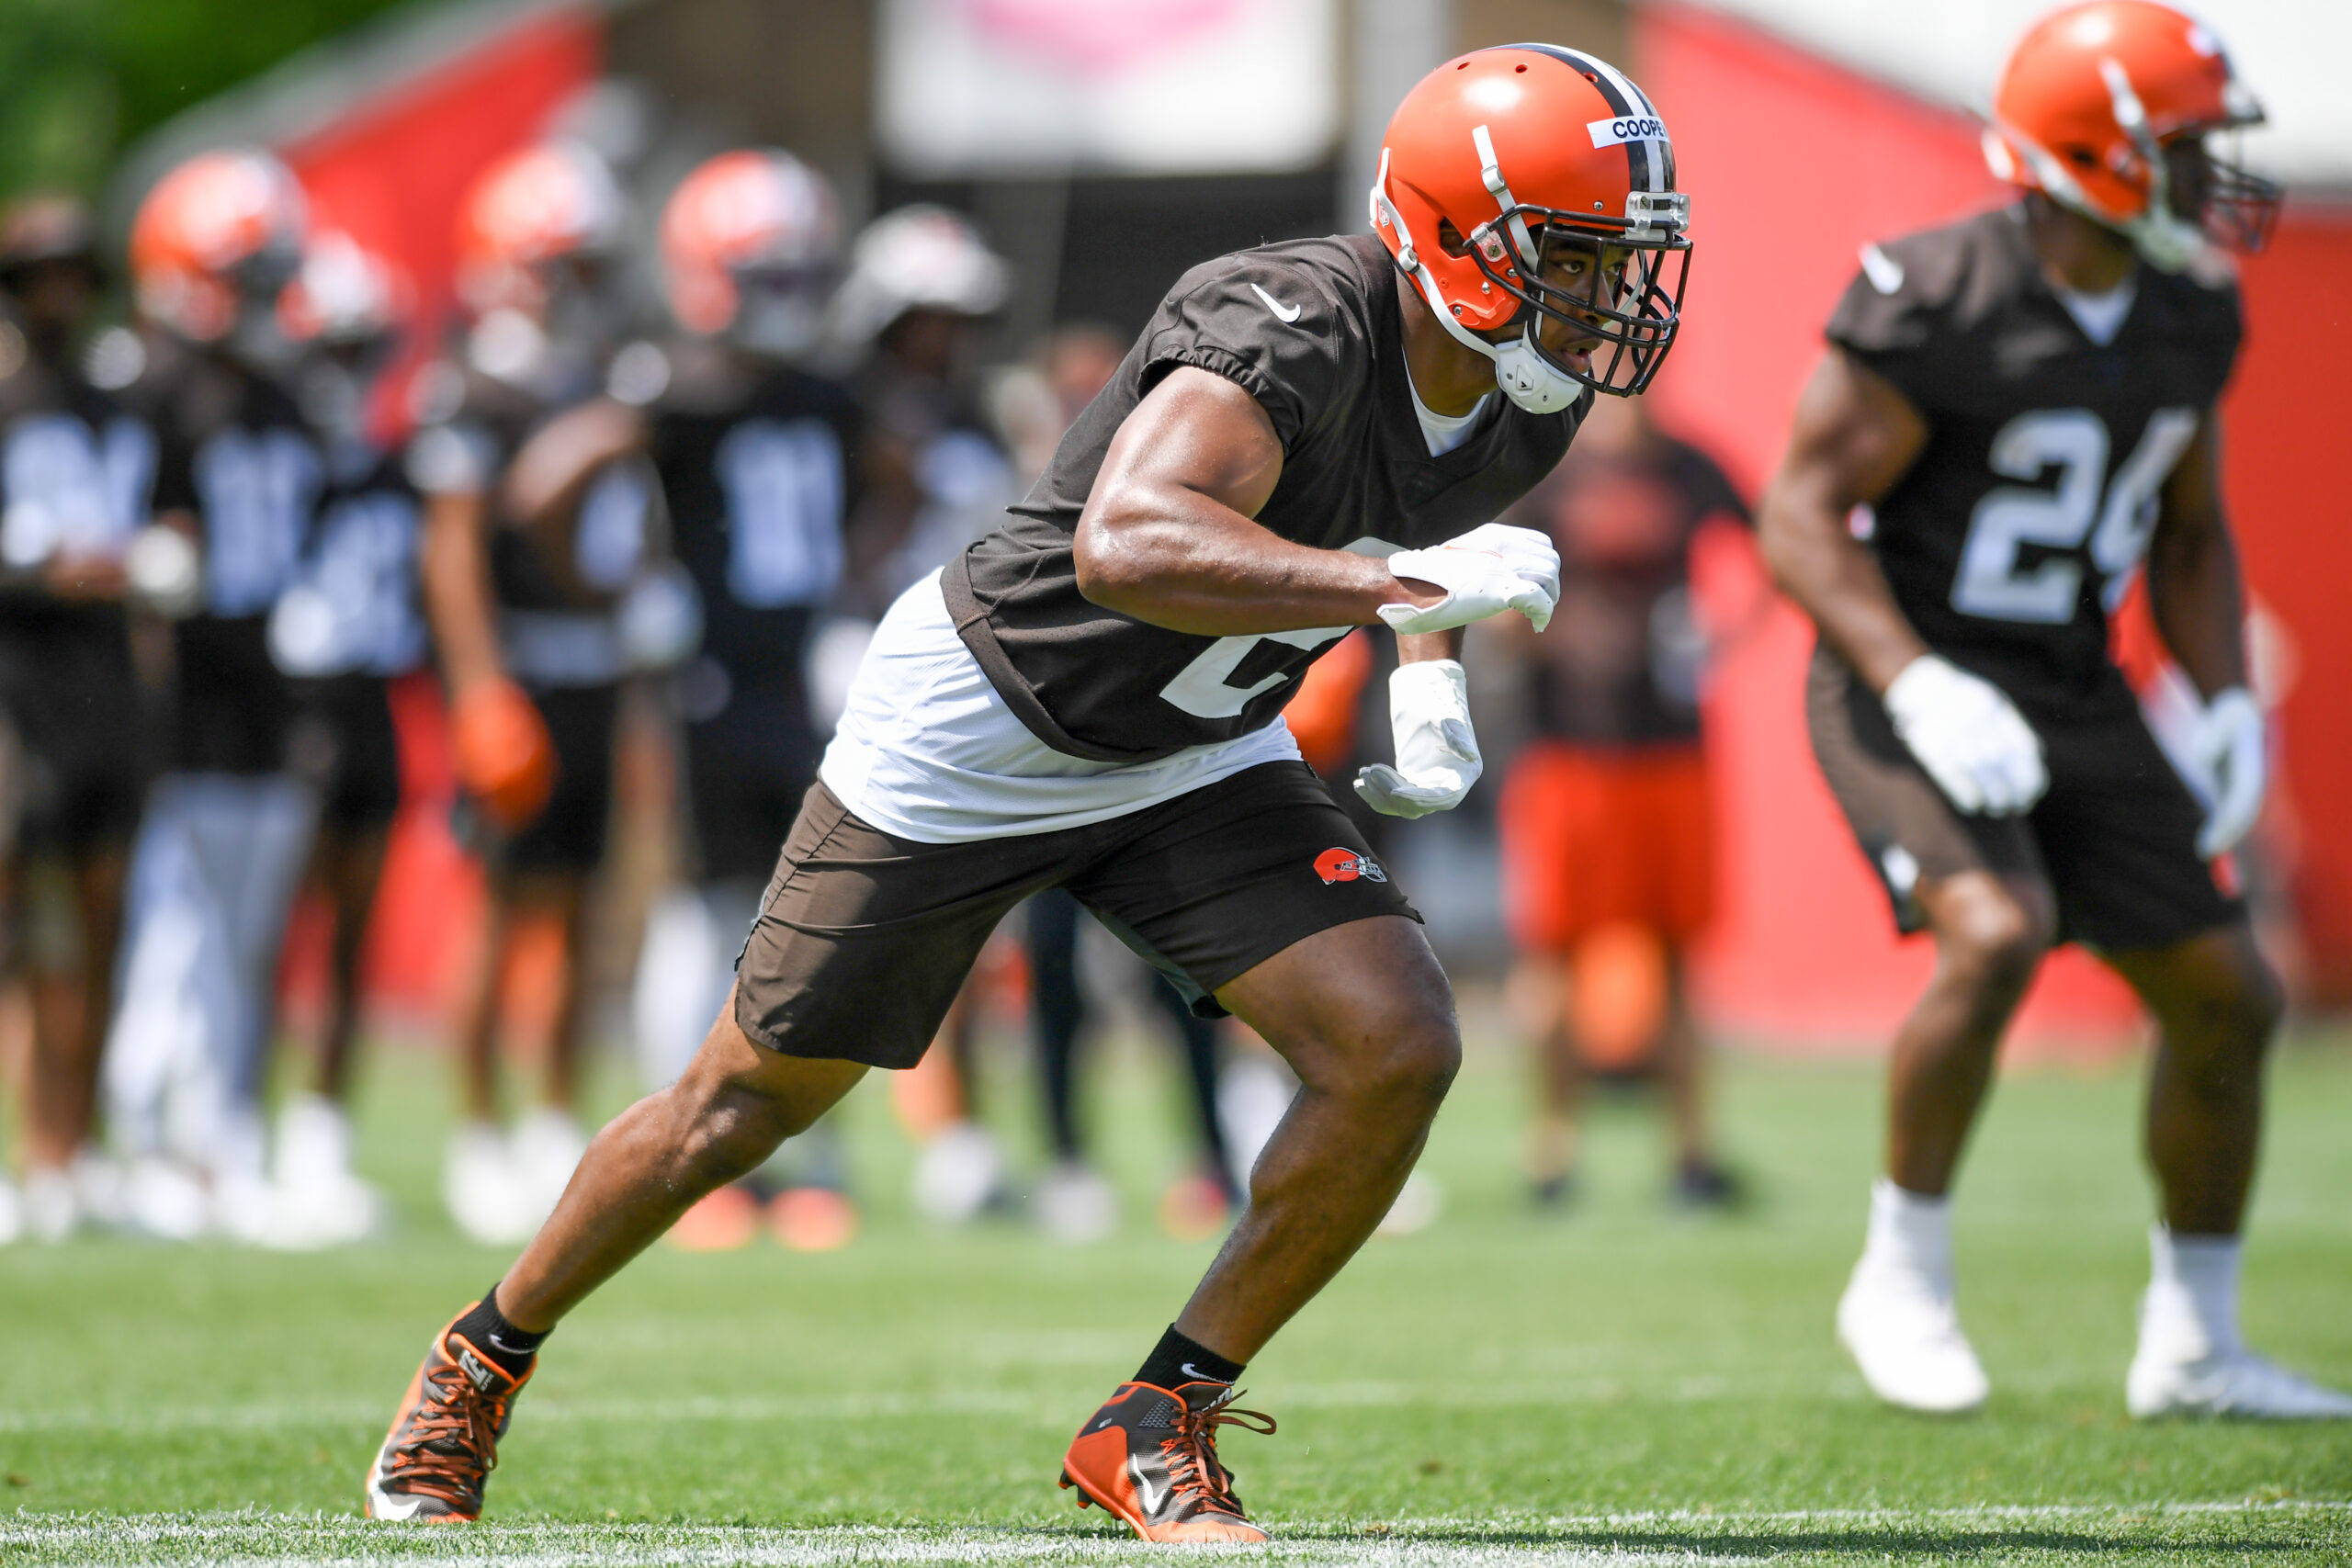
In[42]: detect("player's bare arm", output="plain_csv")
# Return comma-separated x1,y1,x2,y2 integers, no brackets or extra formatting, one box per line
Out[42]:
2143,416,2247,698
1075,368,1472,637
1757,348,1928,694
501,397,649,534
1764,348,2046,818
418,489,503,695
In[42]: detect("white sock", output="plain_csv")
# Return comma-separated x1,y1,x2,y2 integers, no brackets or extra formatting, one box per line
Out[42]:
1861,1177,1953,1281
2144,1224,2242,1358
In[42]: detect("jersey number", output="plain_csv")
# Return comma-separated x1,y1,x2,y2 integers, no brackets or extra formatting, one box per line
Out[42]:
196,429,322,617
1158,538,1397,720
718,419,844,608
1951,406,2199,624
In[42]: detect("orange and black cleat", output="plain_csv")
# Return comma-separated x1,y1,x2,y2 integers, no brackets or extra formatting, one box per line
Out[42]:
1059,1380,1276,1542
363,1308,533,1521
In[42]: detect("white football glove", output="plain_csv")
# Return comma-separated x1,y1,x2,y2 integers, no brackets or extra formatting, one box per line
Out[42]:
2191,686,2266,858
1377,522,1561,635
1354,659,1480,818
1883,654,2047,817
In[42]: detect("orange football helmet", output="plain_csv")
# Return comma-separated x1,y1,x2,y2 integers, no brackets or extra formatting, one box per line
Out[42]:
660,149,840,355
1985,1,2278,269
1373,45,1690,409
454,140,626,317
129,150,308,344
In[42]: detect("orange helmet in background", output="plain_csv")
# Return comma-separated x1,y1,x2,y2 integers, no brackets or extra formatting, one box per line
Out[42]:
660,149,840,355
1372,44,1690,409
1985,0,2279,269
130,150,308,344
454,140,626,317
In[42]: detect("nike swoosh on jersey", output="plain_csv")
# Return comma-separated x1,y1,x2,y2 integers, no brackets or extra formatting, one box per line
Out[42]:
1860,243,1905,295
1249,283,1303,323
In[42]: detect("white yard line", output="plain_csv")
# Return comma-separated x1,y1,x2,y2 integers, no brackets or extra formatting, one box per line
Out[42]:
3,1504,2345,1568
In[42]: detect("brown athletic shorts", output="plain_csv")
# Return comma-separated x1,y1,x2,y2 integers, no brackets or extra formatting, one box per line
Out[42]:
733,761,1419,1069
1805,647,2240,952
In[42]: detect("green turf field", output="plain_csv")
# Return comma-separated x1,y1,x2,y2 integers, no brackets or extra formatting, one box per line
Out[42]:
4,1018,2348,1565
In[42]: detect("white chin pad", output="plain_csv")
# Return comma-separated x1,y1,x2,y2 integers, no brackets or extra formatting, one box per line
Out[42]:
1489,331,1585,413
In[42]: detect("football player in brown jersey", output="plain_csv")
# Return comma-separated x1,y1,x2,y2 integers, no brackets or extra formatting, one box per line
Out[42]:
1759,1,2347,1419
367,45,1688,1536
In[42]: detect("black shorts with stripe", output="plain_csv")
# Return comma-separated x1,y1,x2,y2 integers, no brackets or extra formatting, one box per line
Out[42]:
733,761,1418,1070
1805,647,2241,953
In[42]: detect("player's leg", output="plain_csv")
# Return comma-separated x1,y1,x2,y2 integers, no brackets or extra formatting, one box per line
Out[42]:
2105,926,2348,1416
1056,762,1435,1541
1656,948,1737,1206
368,781,1046,1520
1807,648,2057,1412
1883,870,2058,1194
496,1000,866,1329
1175,914,1458,1355
1498,742,1584,1201
1517,953,1584,1201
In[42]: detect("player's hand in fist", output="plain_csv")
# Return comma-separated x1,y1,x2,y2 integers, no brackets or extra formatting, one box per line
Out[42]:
1378,523,1561,635
451,677,557,832
1355,659,1481,818
1883,654,2046,817
2192,686,2265,858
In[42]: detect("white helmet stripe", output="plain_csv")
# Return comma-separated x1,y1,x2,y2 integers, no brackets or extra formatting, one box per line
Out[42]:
1577,51,1667,194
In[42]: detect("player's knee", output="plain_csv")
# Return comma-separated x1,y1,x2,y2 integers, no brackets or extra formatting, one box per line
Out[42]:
1356,1013,1462,1114
669,1069,795,1182
1939,887,2052,995
2186,950,2284,1063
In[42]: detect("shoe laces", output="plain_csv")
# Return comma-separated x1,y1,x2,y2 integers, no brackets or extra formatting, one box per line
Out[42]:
1159,1387,1275,1517
385,1359,511,1505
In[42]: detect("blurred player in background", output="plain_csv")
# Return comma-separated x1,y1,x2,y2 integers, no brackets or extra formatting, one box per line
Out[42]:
1759,0,2349,1418
1492,392,1752,1209
0,197,151,1242
830,206,1022,1224
625,147,865,1253
260,231,426,1247
103,151,322,1242
413,140,657,1243
366,44,1684,1540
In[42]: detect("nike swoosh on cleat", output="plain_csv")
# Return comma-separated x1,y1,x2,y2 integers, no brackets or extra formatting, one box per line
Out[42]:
367,1480,425,1521
1129,1455,1168,1518
1249,283,1303,323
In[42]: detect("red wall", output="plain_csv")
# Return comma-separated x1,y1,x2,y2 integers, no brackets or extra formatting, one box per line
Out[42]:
1633,5,2352,1044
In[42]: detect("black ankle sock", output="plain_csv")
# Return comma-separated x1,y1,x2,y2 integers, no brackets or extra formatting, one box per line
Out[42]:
452,1286,547,1378
1135,1325,1244,1392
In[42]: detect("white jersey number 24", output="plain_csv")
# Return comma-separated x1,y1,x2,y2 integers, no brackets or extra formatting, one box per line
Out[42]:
1951,405,2199,624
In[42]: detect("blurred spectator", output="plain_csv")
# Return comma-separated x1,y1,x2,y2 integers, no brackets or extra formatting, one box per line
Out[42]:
413,139,669,1243
260,231,426,1247
102,151,323,1242
831,206,1022,1225
1491,393,1758,1210
624,148,865,1253
0,196,148,1242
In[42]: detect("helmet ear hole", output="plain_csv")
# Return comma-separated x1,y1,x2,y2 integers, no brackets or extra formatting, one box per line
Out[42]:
1434,219,1473,259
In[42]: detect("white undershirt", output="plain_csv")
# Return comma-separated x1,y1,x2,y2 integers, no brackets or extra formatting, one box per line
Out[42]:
1407,353,1491,456
2053,276,2138,347
818,570,1302,843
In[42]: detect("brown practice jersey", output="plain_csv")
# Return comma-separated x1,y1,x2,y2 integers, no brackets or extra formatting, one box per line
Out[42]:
1826,205,2239,718
945,232,1588,764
